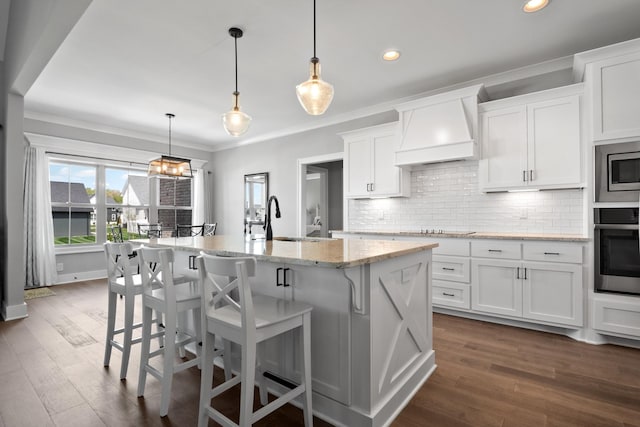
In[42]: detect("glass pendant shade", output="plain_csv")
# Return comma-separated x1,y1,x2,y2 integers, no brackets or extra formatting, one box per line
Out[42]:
296,59,334,115
222,92,251,137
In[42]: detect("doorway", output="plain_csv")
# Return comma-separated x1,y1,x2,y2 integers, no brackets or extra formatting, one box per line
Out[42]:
297,153,343,238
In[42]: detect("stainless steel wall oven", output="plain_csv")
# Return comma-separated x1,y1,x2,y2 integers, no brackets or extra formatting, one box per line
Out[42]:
594,207,640,295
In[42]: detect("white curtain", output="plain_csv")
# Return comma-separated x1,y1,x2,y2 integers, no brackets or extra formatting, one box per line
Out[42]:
24,145,58,288
192,169,211,225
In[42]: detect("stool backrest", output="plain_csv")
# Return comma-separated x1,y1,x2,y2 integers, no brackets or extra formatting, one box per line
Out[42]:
137,247,178,300
104,242,136,285
197,253,257,331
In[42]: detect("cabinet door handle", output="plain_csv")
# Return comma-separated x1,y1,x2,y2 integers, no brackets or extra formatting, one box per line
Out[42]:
516,267,521,279
442,292,455,297
488,249,502,253
529,170,534,181
370,182,375,192
276,267,283,286
441,267,455,271
523,170,527,182
544,252,560,255
283,268,291,287
523,268,528,280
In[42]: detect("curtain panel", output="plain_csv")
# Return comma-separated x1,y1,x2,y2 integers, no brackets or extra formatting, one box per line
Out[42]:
24,145,58,288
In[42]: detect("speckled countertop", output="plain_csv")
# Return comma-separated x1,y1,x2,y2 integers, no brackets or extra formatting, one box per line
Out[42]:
136,235,438,268
331,230,590,242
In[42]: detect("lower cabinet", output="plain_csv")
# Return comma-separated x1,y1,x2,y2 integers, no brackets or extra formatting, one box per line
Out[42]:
472,254,583,327
253,262,352,405
593,296,640,339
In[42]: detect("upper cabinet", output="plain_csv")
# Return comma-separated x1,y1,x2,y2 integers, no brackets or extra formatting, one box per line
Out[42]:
573,38,640,142
478,85,583,192
394,85,488,166
341,122,410,198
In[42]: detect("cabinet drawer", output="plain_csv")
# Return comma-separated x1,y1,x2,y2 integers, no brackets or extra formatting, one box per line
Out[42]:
432,281,470,310
593,298,640,338
471,240,521,260
433,255,470,283
394,236,470,256
522,242,583,264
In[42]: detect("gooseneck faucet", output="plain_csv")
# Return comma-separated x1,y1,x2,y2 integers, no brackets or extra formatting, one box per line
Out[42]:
264,195,281,241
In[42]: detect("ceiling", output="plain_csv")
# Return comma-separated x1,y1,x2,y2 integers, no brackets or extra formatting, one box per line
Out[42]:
21,0,640,151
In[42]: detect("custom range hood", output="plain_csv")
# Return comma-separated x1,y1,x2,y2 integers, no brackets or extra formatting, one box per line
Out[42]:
394,84,487,166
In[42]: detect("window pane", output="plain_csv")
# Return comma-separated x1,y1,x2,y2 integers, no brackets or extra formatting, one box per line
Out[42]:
159,178,191,207
108,168,149,205
159,209,192,234
50,162,96,245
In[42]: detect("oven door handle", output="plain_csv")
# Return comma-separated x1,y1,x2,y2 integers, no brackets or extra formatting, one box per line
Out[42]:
594,224,639,230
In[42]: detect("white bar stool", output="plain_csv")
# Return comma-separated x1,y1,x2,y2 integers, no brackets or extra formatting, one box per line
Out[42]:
136,246,202,417
196,254,314,427
103,242,162,380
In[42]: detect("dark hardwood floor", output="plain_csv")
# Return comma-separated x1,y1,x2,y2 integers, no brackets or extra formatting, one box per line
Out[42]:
1,279,639,427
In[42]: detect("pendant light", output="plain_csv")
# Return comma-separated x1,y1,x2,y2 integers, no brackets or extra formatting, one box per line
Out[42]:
296,0,334,115
222,27,251,137
148,113,193,178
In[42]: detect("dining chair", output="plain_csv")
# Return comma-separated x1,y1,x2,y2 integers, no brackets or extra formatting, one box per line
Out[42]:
103,242,163,380
203,223,217,236
136,246,202,417
196,253,314,427
177,223,204,237
110,225,124,242
138,223,162,238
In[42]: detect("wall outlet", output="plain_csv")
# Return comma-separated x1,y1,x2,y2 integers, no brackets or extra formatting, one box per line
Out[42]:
56,263,64,272
519,208,528,219
379,210,385,220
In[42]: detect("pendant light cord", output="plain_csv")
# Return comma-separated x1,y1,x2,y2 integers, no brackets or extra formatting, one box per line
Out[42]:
166,113,174,156
313,0,317,59
234,34,239,95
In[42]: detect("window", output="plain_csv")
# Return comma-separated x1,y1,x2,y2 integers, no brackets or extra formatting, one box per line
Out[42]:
49,156,195,247
49,162,97,245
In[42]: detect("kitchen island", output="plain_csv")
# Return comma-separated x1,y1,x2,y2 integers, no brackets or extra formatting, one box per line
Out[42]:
139,235,438,427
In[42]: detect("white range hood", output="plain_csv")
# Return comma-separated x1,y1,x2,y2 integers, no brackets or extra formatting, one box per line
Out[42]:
394,84,487,166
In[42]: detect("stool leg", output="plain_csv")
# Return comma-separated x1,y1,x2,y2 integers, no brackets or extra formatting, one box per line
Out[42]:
103,289,117,367
120,290,135,379
159,309,177,417
137,304,153,398
193,307,202,370
198,331,215,427
239,341,256,427
256,341,268,406
301,313,313,427
177,310,187,358
222,339,233,381
155,310,164,348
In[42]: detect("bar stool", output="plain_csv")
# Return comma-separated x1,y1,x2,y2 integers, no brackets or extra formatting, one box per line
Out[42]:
136,246,202,417
196,254,314,427
103,242,162,380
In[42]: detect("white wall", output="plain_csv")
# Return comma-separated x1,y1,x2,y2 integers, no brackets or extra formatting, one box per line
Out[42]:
210,111,396,237
349,160,584,234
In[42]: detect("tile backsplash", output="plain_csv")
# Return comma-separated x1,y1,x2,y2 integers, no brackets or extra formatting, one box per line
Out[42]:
348,161,585,234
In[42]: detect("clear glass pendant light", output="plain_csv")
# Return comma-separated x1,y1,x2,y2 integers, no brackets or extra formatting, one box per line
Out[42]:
296,0,334,115
222,27,251,137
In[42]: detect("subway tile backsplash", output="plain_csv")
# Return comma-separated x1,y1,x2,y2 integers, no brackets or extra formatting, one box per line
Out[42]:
348,161,585,234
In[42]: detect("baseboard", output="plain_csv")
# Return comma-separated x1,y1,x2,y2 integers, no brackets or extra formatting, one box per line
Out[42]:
55,269,106,284
2,300,28,321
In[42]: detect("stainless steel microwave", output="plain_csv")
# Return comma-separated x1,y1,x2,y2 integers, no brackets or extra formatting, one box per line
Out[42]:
595,141,640,202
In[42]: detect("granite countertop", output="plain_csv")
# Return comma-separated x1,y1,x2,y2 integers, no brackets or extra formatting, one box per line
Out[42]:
136,235,438,268
331,230,590,242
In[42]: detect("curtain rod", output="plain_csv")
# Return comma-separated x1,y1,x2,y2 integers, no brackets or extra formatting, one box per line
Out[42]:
46,150,149,168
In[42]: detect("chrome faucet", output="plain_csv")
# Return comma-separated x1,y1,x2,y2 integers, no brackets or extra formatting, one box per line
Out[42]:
264,195,281,241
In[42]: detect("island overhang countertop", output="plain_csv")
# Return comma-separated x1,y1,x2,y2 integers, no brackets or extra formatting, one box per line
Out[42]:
136,235,438,268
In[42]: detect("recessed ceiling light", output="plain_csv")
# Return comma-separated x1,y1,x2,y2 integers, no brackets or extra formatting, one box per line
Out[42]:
523,0,549,13
382,50,401,61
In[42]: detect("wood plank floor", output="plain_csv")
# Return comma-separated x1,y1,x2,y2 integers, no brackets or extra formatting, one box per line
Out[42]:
1,279,639,427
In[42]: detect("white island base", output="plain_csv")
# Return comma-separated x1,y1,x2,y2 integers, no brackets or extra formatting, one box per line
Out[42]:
250,250,436,426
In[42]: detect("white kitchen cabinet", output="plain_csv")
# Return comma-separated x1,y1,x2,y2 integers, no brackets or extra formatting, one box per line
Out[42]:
479,85,582,191
593,295,640,339
253,262,351,405
472,258,523,317
591,51,640,141
472,241,584,327
342,122,410,198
